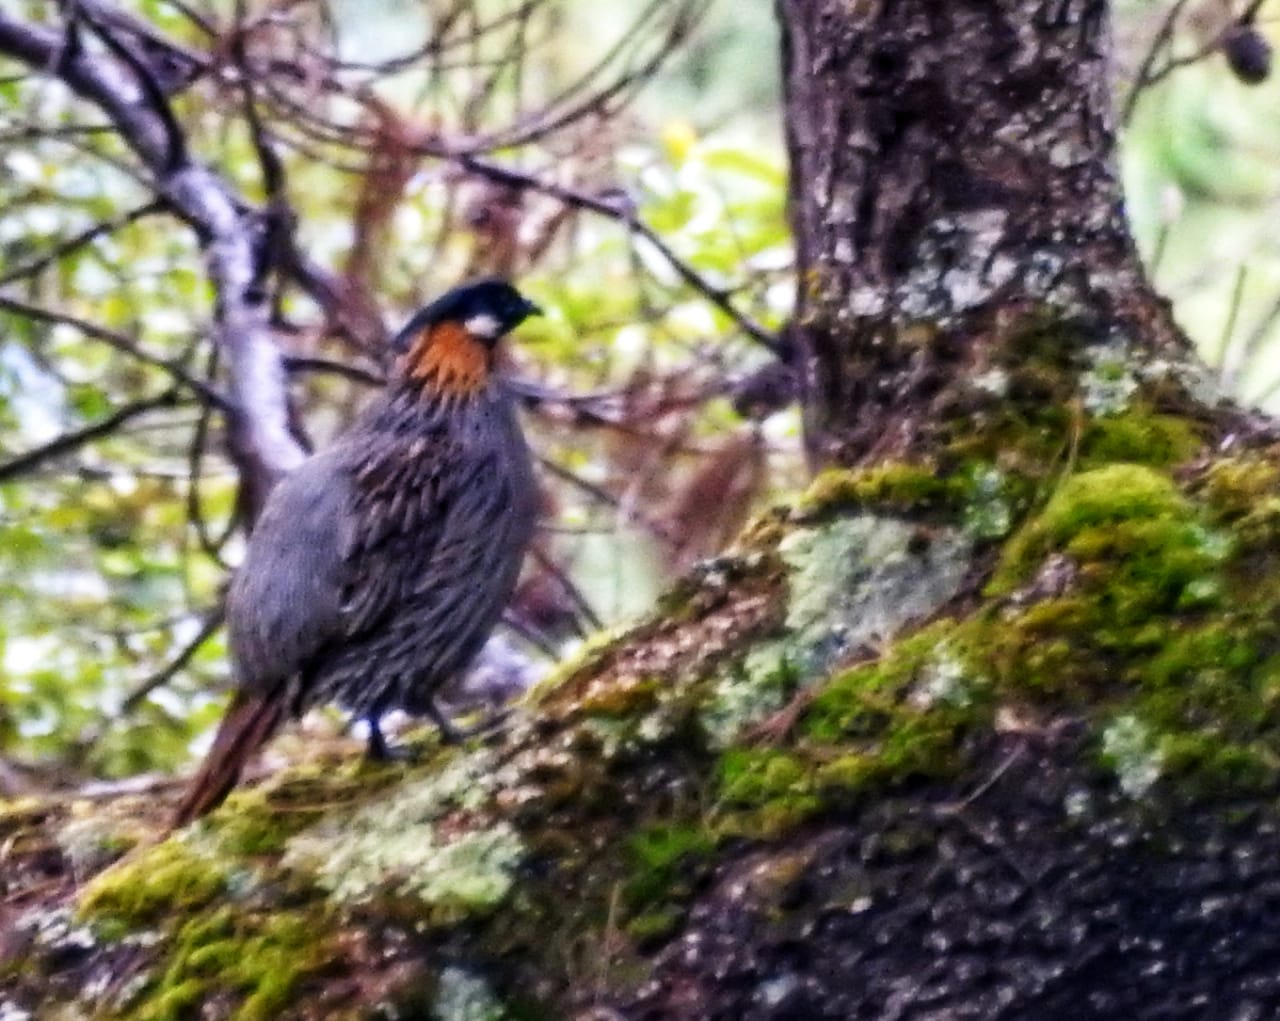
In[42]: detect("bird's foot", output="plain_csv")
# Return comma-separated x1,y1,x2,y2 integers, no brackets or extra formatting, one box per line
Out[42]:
427,701,513,744
364,704,513,762
364,718,420,763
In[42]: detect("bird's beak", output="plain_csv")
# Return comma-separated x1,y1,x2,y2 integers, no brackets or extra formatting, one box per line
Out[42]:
524,299,543,318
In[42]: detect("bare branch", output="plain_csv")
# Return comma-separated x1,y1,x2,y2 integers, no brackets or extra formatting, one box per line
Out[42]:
537,455,679,548
0,388,181,483
120,606,226,715
282,355,385,388
528,543,603,633
77,1,188,170
0,199,165,288
0,5,307,521
0,294,229,408
1120,0,1243,122
459,155,790,360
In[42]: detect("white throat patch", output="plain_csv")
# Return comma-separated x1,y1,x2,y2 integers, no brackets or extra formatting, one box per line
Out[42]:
464,313,502,339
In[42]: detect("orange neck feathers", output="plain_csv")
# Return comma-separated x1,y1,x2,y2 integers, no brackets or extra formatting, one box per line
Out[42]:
403,321,492,397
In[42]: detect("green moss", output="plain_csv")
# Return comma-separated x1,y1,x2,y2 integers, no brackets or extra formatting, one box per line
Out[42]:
1079,409,1201,468
987,529,1230,698
815,711,971,795
576,676,662,718
713,748,821,837
623,824,717,929
717,748,810,805
628,825,715,882
711,446,1279,808
792,627,983,798
1025,463,1186,543
990,464,1209,593
1197,456,1280,521
804,625,976,735
799,465,965,517
624,904,686,943
1235,498,1280,552
214,781,334,857
126,906,335,1021
1194,456,1280,554
797,463,1015,540
720,795,825,839
1160,733,1278,798
528,627,623,704
79,838,229,929
72,830,342,1019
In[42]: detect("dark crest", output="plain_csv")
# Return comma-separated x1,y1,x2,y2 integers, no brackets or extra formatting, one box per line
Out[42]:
392,278,541,352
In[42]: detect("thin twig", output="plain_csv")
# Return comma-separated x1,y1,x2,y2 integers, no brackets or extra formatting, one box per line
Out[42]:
120,606,225,714
537,455,679,547
282,355,384,388
1218,264,1249,390
936,743,1027,815
0,389,181,482
500,611,562,659
0,294,229,408
459,155,788,359
529,542,602,633
1121,0,1192,124
0,200,165,288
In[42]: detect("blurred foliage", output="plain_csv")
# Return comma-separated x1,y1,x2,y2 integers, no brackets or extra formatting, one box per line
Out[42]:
2,0,1279,782
1119,2,1280,408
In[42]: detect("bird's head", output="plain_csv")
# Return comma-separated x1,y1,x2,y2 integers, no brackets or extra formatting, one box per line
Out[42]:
394,278,541,396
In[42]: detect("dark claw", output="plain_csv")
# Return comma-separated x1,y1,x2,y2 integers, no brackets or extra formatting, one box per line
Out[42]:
424,699,465,744
366,702,513,761
426,700,514,743
365,716,418,762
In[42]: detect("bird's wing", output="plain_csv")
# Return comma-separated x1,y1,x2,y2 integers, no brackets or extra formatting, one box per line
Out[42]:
227,425,490,691
225,448,351,693
333,428,465,638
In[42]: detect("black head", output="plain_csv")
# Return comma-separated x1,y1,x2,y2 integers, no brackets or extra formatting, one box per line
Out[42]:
394,278,541,351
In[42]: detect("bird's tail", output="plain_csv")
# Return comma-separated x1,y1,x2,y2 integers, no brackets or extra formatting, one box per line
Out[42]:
170,690,284,829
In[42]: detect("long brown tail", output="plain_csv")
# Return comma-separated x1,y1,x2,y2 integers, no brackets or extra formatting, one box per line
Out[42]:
170,690,285,829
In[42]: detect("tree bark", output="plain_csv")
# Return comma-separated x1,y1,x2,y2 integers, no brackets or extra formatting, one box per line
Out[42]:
779,0,1186,465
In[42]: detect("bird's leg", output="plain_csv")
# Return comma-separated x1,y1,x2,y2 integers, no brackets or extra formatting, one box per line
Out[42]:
424,697,465,745
364,714,419,762
430,698,515,742
365,714,393,761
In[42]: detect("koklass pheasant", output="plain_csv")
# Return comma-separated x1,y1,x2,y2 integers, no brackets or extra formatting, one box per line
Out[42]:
173,279,541,826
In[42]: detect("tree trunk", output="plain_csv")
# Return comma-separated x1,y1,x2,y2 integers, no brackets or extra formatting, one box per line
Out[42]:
779,0,1186,465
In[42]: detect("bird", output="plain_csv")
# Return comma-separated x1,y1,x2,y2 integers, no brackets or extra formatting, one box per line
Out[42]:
171,278,541,827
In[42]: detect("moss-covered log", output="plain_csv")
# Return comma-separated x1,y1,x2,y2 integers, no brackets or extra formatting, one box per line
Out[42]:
4,325,1280,1018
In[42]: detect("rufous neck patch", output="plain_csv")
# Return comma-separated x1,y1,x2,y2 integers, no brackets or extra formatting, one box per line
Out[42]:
404,321,491,396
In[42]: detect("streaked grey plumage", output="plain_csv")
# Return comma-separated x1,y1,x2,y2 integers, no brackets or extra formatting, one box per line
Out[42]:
173,279,539,826
228,383,536,720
